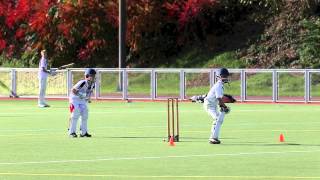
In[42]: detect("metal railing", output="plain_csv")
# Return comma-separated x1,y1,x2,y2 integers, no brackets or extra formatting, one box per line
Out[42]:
1,68,320,103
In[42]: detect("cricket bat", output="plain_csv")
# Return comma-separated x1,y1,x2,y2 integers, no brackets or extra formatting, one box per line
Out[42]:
58,63,74,70
50,63,74,76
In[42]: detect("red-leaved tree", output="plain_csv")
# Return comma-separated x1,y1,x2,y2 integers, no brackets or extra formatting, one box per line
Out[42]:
0,0,226,67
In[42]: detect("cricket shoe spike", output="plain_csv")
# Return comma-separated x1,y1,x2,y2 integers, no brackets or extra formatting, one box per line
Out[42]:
169,136,175,146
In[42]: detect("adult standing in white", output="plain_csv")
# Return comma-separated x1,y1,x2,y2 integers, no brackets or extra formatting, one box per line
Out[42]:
38,50,51,108
68,68,96,138
203,68,230,144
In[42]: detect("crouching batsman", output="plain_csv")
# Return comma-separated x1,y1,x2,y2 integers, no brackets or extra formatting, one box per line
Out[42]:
68,68,96,138
203,68,235,144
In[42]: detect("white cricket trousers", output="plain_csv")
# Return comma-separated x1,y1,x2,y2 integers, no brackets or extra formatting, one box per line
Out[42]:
203,102,225,139
69,103,88,135
38,77,47,106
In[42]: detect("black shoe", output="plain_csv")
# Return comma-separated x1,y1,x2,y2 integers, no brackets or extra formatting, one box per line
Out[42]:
69,133,77,138
209,138,221,144
80,133,92,137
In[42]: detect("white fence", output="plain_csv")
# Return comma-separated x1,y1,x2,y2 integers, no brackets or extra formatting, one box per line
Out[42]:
1,68,320,103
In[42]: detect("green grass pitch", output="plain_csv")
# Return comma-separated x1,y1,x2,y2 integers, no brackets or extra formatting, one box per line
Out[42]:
0,100,319,180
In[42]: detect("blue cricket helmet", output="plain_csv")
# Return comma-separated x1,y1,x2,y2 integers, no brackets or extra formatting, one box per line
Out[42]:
216,68,230,77
216,68,230,83
85,68,96,76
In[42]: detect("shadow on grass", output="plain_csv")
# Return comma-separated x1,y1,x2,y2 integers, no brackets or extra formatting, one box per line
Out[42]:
219,143,319,146
177,137,238,142
97,136,164,139
184,137,238,139
91,136,319,146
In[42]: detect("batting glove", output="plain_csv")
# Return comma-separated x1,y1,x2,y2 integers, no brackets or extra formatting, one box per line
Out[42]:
220,106,231,114
50,69,57,76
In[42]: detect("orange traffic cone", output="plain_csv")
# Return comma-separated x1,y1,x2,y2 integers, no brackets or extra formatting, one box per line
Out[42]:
169,136,175,146
279,133,285,142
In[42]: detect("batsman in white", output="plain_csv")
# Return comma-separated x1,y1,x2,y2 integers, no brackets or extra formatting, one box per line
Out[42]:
38,50,56,108
68,68,96,138
203,68,230,144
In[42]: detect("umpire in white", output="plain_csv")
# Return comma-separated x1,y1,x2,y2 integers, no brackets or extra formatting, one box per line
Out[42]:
68,68,96,138
38,50,51,108
203,68,230,144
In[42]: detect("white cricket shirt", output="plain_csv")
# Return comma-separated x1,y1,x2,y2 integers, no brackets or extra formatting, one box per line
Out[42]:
204,80,224,107
69,79,95,104
38,57,48,78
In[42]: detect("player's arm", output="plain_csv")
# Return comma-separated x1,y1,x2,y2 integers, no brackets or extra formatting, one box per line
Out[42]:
218,98,227,108
215,85,226,108
39,58,51,74
72,88,79,95
72,88,86,99
42,67,51,74
72,81,86,99
216,84,229,112
218,97,230,113
87,92,92,103
222,94,236,103
71,87,83,97
86,84,95,103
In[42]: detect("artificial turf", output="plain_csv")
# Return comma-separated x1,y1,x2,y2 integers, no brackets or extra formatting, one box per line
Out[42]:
0,100,319,180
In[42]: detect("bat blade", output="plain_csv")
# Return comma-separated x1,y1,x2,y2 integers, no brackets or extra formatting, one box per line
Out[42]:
58,63,74,70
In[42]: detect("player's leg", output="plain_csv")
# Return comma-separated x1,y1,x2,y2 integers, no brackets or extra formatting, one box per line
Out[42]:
38,77,44,106
203,103,223,144
68,103,80,137
67,103,75,131
79,104,91,137
211,111,225,140
38,77,49,107
206,108,221,138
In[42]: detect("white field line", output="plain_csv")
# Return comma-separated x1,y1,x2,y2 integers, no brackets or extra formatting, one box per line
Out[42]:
0,173,320,179
0,150,319,166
